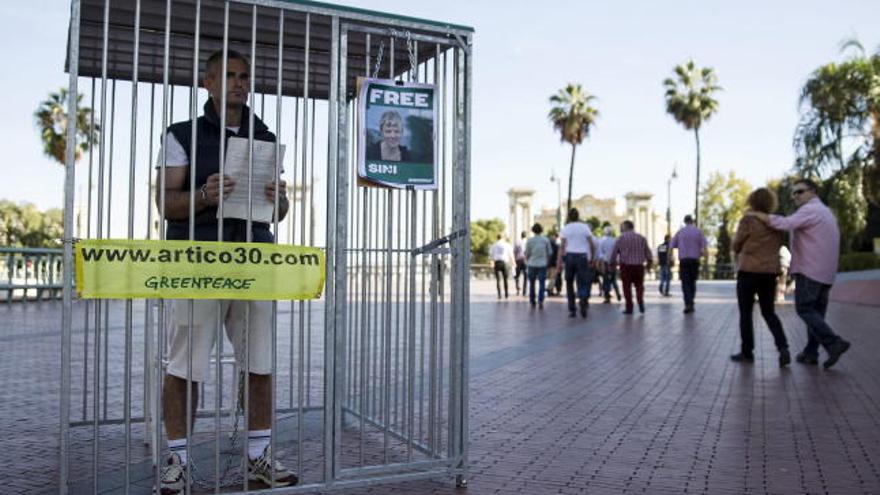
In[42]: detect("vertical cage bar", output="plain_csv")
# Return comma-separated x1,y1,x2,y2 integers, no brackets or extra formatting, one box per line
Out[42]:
60,1,81,492
184,2,201,493
459,36,473,483
122,2,141,491
324,14,340,484
297,11,311,480
213,3,230,491
240,4,257,492
154,0,172,488
93,0,111,489
82,76,96,424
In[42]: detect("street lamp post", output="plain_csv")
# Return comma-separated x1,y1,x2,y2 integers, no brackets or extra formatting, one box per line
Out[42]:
666,165,678,238
550,171,562,231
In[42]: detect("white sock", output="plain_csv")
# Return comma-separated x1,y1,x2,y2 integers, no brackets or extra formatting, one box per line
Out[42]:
248,430,271,460
168,438,187,465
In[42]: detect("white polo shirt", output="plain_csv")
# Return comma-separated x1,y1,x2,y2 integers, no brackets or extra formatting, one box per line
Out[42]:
560,222,594,257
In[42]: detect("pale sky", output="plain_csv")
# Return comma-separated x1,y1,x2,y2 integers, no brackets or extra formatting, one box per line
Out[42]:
2,0,878,230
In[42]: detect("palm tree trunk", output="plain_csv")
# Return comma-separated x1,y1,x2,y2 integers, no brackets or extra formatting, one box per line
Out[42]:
693,128,701,225
566,143,577,218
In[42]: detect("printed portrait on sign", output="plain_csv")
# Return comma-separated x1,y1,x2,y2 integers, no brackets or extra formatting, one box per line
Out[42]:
358,79,438,190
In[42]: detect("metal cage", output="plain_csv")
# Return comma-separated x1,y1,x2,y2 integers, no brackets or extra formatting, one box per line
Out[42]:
60,0,472,492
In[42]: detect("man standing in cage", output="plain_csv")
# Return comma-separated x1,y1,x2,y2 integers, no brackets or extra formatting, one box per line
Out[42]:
154,49,296,493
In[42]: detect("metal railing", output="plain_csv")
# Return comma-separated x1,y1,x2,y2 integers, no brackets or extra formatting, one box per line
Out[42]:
0,247,65,303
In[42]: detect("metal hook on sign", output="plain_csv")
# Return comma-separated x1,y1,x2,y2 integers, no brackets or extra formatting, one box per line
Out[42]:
374,29,417,83
371,40,385,79
404,30,418,80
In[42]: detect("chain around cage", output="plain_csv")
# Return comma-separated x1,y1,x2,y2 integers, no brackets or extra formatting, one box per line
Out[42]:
370,29,418,80
189,345,248,488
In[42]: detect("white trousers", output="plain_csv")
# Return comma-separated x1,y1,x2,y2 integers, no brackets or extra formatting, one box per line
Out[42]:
166,299,273,383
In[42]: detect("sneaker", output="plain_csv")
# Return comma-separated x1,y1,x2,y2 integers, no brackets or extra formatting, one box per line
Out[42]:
159,453,186,495
248,446,298,487
779,349,791,367
683,306,694,314
579,299,588,318
730,352,755,363
638,302,645,314
795,352,819,365
823,340,851,369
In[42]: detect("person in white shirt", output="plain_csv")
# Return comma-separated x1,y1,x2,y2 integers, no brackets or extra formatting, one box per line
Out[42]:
490,234,515,299
596,226,622,303
777,245,792,302
556,208,596,318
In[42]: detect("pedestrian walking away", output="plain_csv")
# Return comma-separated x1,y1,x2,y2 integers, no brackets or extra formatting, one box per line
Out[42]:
596,226,622,304
557,208,596,318
730,188,790,367
657,235,673,296
611,220,653,315
524,223,553,309
670,214,708,313
490,234,515,299
514,231,528,295
546,232,562,296
154,49,297,494
749,179,851,369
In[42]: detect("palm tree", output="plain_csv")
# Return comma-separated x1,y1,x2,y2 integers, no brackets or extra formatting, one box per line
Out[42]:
34,88,99,166
663,60,721,224
548,84,599,215
795,39,880,205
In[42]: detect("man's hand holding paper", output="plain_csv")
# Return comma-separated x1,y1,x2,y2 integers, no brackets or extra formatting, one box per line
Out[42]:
219,136,287,223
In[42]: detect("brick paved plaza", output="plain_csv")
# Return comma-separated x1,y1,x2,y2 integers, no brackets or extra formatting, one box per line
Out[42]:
2,278,879,494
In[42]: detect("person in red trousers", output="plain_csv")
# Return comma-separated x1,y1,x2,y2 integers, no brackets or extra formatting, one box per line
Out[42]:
611,220,653,315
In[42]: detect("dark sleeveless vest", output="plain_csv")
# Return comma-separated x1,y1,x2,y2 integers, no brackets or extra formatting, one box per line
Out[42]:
165,99,276,243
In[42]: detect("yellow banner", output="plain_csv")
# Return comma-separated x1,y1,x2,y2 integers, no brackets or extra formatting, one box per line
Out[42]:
75,239,325,300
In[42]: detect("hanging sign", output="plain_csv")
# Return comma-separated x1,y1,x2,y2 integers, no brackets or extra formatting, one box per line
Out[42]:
75,239,325,300
357,78,438,189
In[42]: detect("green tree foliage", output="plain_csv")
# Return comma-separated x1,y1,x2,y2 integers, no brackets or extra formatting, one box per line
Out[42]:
766,176,799,216
714,213,732,278
470,218,506,264
586,216,602,235
663,60,722,223
548,84,599,214
0,201,64,248
826,166,867,253
34,88,99,166
794,40,880,206
699,171,752,248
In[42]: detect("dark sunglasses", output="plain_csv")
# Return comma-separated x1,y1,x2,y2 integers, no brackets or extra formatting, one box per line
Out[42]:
791,189,809,196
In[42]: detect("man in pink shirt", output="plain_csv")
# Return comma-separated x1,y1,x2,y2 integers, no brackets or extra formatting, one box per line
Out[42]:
670,215,708,314
750,179,851,369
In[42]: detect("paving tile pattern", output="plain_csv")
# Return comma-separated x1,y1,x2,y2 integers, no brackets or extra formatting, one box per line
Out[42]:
1,280,879,494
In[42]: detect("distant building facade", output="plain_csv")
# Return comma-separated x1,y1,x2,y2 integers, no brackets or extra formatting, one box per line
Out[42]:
507,188,536,242
532,191,667,249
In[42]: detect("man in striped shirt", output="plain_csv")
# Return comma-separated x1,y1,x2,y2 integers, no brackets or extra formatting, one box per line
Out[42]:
611,220,653,314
